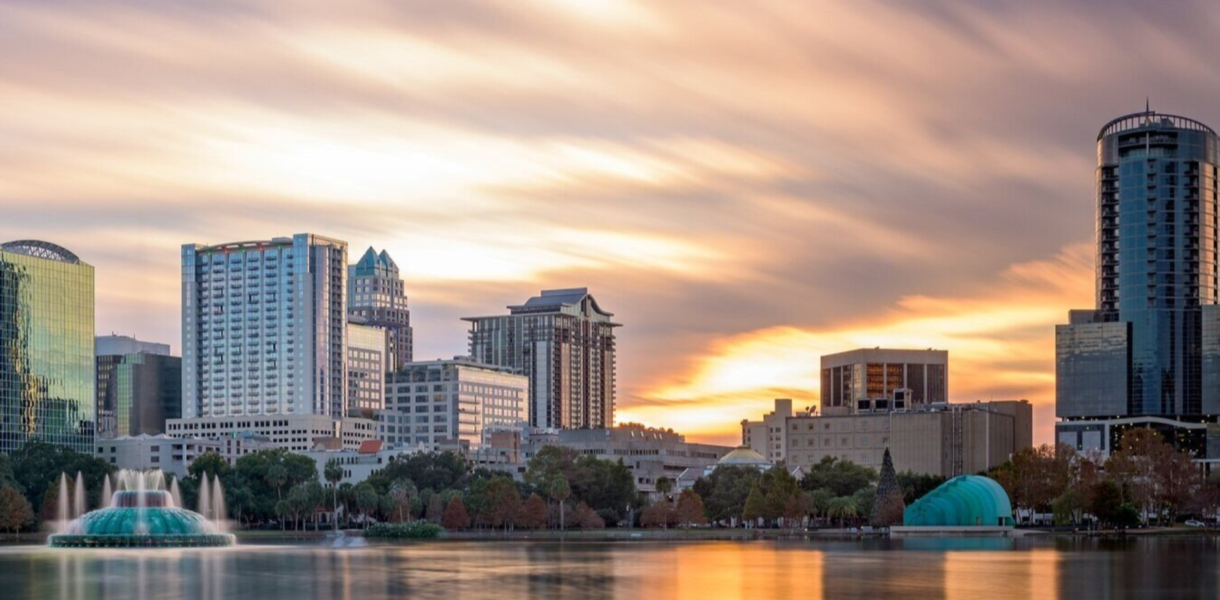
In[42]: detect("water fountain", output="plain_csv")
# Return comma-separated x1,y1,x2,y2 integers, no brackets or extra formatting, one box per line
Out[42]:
48,469,235,548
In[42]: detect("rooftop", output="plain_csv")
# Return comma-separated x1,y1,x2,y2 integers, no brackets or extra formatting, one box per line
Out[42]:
1,240,83,264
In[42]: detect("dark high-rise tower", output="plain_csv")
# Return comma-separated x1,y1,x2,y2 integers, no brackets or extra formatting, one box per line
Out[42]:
1058,108,1220,455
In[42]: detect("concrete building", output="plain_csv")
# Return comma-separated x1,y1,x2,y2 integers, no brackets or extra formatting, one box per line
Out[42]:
0,240,95,454
302,439,419,486
378,358,528,451
165,414,376,453
346,321,387,416
487,425,732,497
820,348,948,413
95,336,180,439
740,399,795,464
181,234,348,420
95,434,221,478
782,399,1033,478
348,247,412,369
1057,108,1220,457
465,288,619,430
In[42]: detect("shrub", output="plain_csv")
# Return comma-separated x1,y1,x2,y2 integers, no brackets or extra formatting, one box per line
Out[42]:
364,521,444,540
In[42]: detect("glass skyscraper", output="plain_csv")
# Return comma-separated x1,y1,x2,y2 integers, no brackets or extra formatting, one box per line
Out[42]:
0,240,95,454
95,335,180,439
1057,109,1220,455
347,247,412,370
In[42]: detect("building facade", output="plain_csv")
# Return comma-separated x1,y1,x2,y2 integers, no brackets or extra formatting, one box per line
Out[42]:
181,234,348,420
96,350,182,439
166,414,376,452
784,400,1033,478
95,434,221,478
346,321,387,416
347,247,412,369
378,358,528,451
465,288,619,429
740,398,794,464
1057,109,1220,456
0,240,95,454
820,348,948,413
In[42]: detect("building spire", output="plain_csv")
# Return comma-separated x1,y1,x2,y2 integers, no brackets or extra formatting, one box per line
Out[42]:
1146,96,1150,113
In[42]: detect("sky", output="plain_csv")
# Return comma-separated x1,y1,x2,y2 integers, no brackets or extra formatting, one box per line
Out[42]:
4,0,1220,447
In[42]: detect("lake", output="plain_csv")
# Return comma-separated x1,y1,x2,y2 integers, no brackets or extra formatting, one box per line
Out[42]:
2,537,1218,599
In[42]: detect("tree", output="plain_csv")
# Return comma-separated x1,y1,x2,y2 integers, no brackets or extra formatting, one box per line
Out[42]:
484,477,521,531
675,489,708,528
571,502,605,529
304,481,325,530
895,472,946,504
742,485,766,525
693,466,761,524
800,456,877,497
442,496,471,530
827,497,859,527
870,449,905,527
389,479,418,523
286,484,313,530
188,452,230,481
10,441,116,523
655,477,674,500
0,485,33,536
355,482,379,529
1091,480,1125,529
266,464,289,503
641,501,676,529
425,492,445,524
549,475,571,530
324,458,343,530
519,494,548,530
805,488,834,526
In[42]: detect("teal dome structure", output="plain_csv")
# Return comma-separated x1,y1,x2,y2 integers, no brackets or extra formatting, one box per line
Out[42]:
49,490,234,548
902,475,1014,527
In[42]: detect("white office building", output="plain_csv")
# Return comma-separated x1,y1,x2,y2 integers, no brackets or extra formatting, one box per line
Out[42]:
379,358,528,451
166,414,376,453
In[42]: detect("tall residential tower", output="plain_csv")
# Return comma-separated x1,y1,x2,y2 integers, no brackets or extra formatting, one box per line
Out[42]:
1057,108,1220,455
465,288,619,429
181,234,348,419
0,240,95,453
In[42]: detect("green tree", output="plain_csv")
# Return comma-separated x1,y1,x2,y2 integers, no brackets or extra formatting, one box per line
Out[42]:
324,458,343,530
266,464,289,503
484,477,521,531
11,441,116,522
355,482,379,529
0,485,33,536
655,476,674,500
827,496,859,527
188,452,230,481
549,475,571,530
389,479,418,522
693,466,762,523
800,456,877,497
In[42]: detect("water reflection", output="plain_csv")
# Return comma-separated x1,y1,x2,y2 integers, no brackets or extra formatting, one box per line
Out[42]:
2,538,1220,600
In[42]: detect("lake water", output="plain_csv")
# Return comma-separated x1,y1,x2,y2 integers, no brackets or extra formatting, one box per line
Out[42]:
2,537,1218,599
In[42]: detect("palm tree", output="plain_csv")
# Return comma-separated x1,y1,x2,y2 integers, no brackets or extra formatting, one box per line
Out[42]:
656,477,674,501
324,459,343,530
549,475,571,530
827,497,859,528
266,464,288,502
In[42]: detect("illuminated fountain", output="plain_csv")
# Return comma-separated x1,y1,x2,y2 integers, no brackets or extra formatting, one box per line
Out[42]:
48,469,235,548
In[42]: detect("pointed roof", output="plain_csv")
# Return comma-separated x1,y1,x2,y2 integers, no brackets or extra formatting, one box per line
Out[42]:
351,247,399,277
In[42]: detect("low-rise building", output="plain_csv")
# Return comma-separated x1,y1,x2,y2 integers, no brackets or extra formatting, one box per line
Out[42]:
302,439,419,486
379,358,528,451
781,399,1033,477
95,434,220,477
165,414,377,452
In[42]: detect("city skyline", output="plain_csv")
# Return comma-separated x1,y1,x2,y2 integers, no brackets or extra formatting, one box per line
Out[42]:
9,1,1220,446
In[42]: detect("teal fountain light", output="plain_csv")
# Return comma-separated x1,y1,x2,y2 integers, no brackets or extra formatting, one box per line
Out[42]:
49,470,235,548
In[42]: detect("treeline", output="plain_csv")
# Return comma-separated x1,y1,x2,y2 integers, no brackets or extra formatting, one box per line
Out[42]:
988,429,1220,528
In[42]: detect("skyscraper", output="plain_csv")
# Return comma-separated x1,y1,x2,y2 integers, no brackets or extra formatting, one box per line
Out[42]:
346,319,387,416
181,234,348,419
465,288,619,429
347,247,412,370
1057,108,1220,455
0,240,95,453
95,335,180,439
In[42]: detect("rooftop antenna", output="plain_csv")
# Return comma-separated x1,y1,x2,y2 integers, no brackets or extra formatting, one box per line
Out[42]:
1146,96,1150,113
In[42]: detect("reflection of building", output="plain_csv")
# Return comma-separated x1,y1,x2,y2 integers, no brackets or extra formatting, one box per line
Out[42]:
740,399,794,463
0,240,95,454
378,358,528,451
181,234,348,420
1057,109,1220,457
347,247,412,369
346,321,387,416
465,288,619,429
820,348,948,413
166,414,376,452
747,398,1032,478
95,335,180,438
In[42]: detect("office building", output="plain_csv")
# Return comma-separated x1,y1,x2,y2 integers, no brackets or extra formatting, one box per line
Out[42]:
303,440,419,487
0,240,95,454
1057,108,1220,456
465,288,619,429
378,357,528,450
740,398,795,464
181,234,348,419
95,336,181,438
348,247,412,369
772,398,1033,478
820,348,948,413
166,414,376,453
95,434,221,477
347,321,387,416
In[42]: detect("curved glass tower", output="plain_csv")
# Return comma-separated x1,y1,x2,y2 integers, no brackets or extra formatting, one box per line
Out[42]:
1097,111,1219,415
0,240,95,453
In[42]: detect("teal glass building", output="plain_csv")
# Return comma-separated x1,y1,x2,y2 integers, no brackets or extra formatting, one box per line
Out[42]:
0,240,95,453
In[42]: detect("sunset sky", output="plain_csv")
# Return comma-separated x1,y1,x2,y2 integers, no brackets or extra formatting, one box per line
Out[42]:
4,0,1219,446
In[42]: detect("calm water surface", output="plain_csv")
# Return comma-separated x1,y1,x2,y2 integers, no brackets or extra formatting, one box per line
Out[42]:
2,537,1218,600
